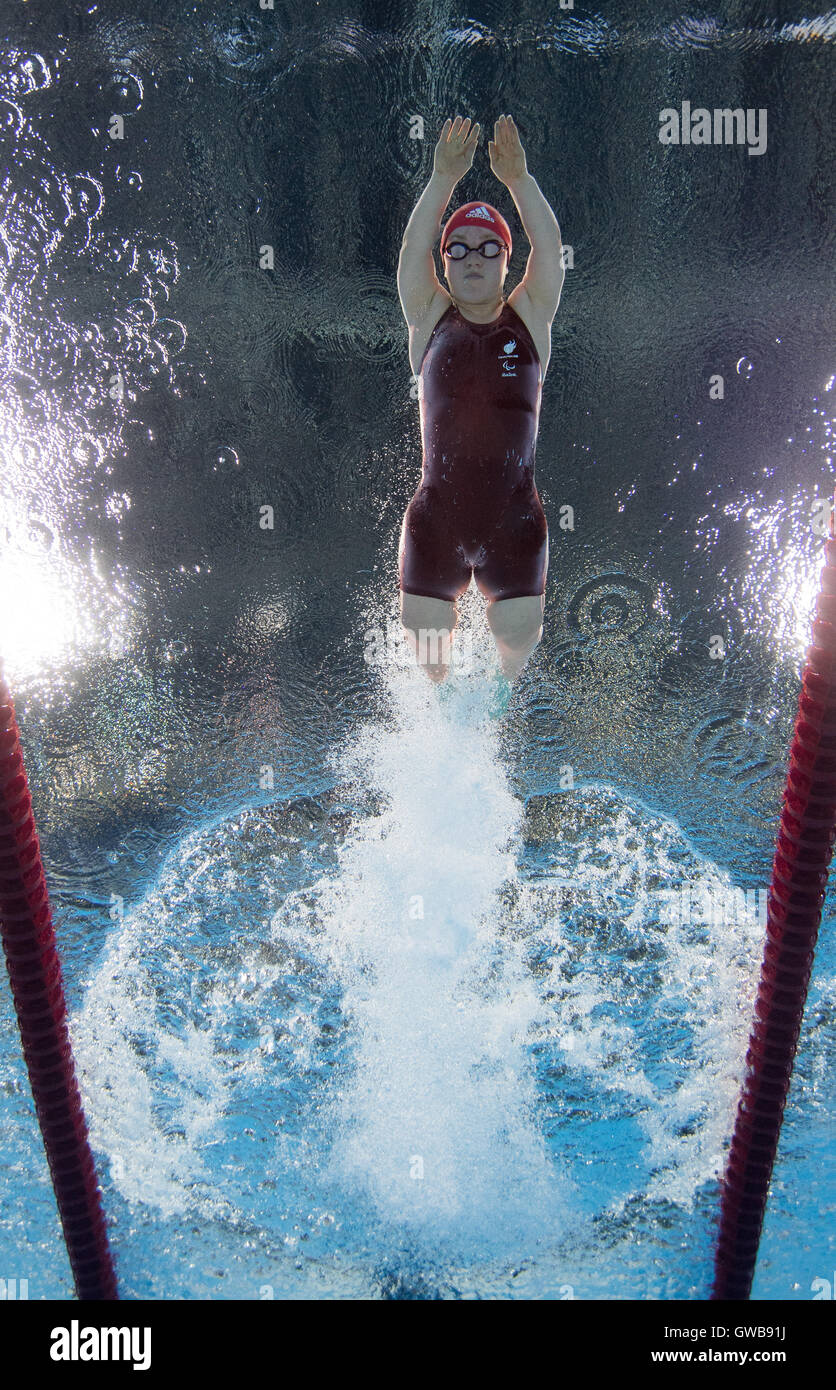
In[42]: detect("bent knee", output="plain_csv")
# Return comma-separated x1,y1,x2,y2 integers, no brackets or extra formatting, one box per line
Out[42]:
486,596,545,642
400,591,457,633
400,592,459,671
520,621,544,652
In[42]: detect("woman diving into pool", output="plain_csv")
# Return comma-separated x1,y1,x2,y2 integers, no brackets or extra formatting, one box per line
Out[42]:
397,115,565,695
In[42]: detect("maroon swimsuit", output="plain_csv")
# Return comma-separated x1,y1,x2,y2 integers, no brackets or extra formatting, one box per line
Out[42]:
398,299,549,604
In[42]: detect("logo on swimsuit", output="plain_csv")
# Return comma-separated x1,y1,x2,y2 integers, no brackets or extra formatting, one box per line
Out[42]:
499,336,518,377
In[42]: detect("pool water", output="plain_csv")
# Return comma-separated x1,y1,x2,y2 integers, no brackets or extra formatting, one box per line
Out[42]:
0,1,834,1300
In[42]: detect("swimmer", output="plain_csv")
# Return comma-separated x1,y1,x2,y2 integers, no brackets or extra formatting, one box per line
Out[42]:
397,115,565,695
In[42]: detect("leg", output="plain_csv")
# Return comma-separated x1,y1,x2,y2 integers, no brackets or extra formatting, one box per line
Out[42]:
400,591,459,683
485,594,545,680
398,488,470,682
473,490,548,680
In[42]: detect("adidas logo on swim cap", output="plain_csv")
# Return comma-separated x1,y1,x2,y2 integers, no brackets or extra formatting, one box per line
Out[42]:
441,201,512,255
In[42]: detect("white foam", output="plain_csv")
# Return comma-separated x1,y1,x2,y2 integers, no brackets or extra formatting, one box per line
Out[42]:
72,889,230,1219
302,591,575,1259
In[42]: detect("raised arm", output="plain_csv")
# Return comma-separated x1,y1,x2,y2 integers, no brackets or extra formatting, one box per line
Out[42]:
397,117,480,325
489,115,564,322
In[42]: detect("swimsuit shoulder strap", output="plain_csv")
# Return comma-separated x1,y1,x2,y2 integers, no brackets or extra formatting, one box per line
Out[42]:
502,300,526,332
501,300,542,366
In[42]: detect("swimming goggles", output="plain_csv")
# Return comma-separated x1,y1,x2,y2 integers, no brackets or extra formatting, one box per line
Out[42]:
443,239,507,260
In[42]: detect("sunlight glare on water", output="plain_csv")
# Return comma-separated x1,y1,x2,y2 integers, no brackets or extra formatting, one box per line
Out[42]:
0,538,134,683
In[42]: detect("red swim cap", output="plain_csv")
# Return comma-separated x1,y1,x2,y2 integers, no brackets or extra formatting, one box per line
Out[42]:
440,201,512,256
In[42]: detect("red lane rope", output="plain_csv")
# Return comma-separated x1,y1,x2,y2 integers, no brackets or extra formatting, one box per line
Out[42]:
0,668,118,1300
711,501,836,1299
